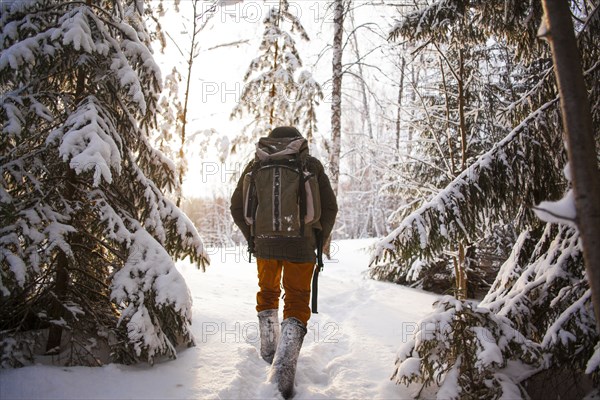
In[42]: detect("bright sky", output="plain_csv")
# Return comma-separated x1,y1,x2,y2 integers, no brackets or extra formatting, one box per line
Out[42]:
152,0,399,198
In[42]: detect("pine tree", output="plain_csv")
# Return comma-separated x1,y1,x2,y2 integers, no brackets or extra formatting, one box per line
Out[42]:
394,296,542,398
381,0,542,296
293,70,323,145
230,0,320,149
372,0,600,396
0,0,208,367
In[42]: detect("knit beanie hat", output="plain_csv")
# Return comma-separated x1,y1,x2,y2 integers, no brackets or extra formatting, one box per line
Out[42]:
268,126,302,139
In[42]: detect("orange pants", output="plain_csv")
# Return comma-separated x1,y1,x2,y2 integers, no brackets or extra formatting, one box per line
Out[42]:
256,258,315,326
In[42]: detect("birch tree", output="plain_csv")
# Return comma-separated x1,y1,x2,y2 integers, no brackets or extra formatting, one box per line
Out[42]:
329,0,345,196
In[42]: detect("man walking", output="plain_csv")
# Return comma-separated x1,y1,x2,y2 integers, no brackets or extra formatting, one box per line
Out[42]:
230,126,337,399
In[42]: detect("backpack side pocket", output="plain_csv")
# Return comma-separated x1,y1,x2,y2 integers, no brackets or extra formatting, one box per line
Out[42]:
304,173,321,225
242,172,255,226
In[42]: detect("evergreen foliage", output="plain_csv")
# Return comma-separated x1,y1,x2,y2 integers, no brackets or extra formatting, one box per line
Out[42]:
394,296,542,399
388,0,545,61
230,0,321,148
378,0,554,291
374,0,600,396
482,225,596,380
0,0,208,367
371,97,563,274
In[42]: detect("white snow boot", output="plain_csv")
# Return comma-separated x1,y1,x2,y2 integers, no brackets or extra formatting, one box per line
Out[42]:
258,309,280,364
269,317,307,399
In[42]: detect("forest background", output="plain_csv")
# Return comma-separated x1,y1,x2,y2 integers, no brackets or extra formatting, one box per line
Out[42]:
2,0,600,398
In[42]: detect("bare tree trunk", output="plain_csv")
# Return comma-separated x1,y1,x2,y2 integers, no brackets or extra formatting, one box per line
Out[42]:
457,49,468,172
349,9,372,139
458,242,468,300
177,0,217,206
440,56,457,176
268,0,285,126
452,255,461,299
396,55,406,159
46,26,92,350
177,1,200,207
330,0,344,196
46,246,70,354
268,39,280,126
407,61,421,156
451,243,468,300
542,0,600,332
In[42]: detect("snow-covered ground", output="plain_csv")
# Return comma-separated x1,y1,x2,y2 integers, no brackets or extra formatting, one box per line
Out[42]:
1,239,439,399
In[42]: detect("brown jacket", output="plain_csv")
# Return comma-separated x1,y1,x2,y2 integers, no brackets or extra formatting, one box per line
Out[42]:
230,154,338,264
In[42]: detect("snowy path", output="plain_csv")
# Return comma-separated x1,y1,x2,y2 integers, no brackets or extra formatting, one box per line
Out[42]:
1,239,438,399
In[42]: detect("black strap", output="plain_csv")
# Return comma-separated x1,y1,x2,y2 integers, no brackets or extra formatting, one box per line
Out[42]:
297,157,307,236
311,233,324,314
245,181,256,221
247,160,260,263
311,266,319,314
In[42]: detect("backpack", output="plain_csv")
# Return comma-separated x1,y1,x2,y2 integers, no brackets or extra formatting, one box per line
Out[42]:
242,136,321,239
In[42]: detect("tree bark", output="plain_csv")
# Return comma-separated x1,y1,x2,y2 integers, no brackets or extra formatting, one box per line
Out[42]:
396,55,405,159
457,242,468,300
330,0,344,196
45,0,94,347
46,247,70,354
268,32,280,126
177,0,201,207
406,61,421,157
46,136,78,354
542,0,600,332
457,49,468,172
349,9,372,139
440,56,456,176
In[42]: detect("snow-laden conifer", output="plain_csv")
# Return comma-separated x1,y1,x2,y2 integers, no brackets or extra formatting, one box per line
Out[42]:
380,0,547,294
230,0,321,148
0,0,208,367
376,0,600,396
393,296,542,399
